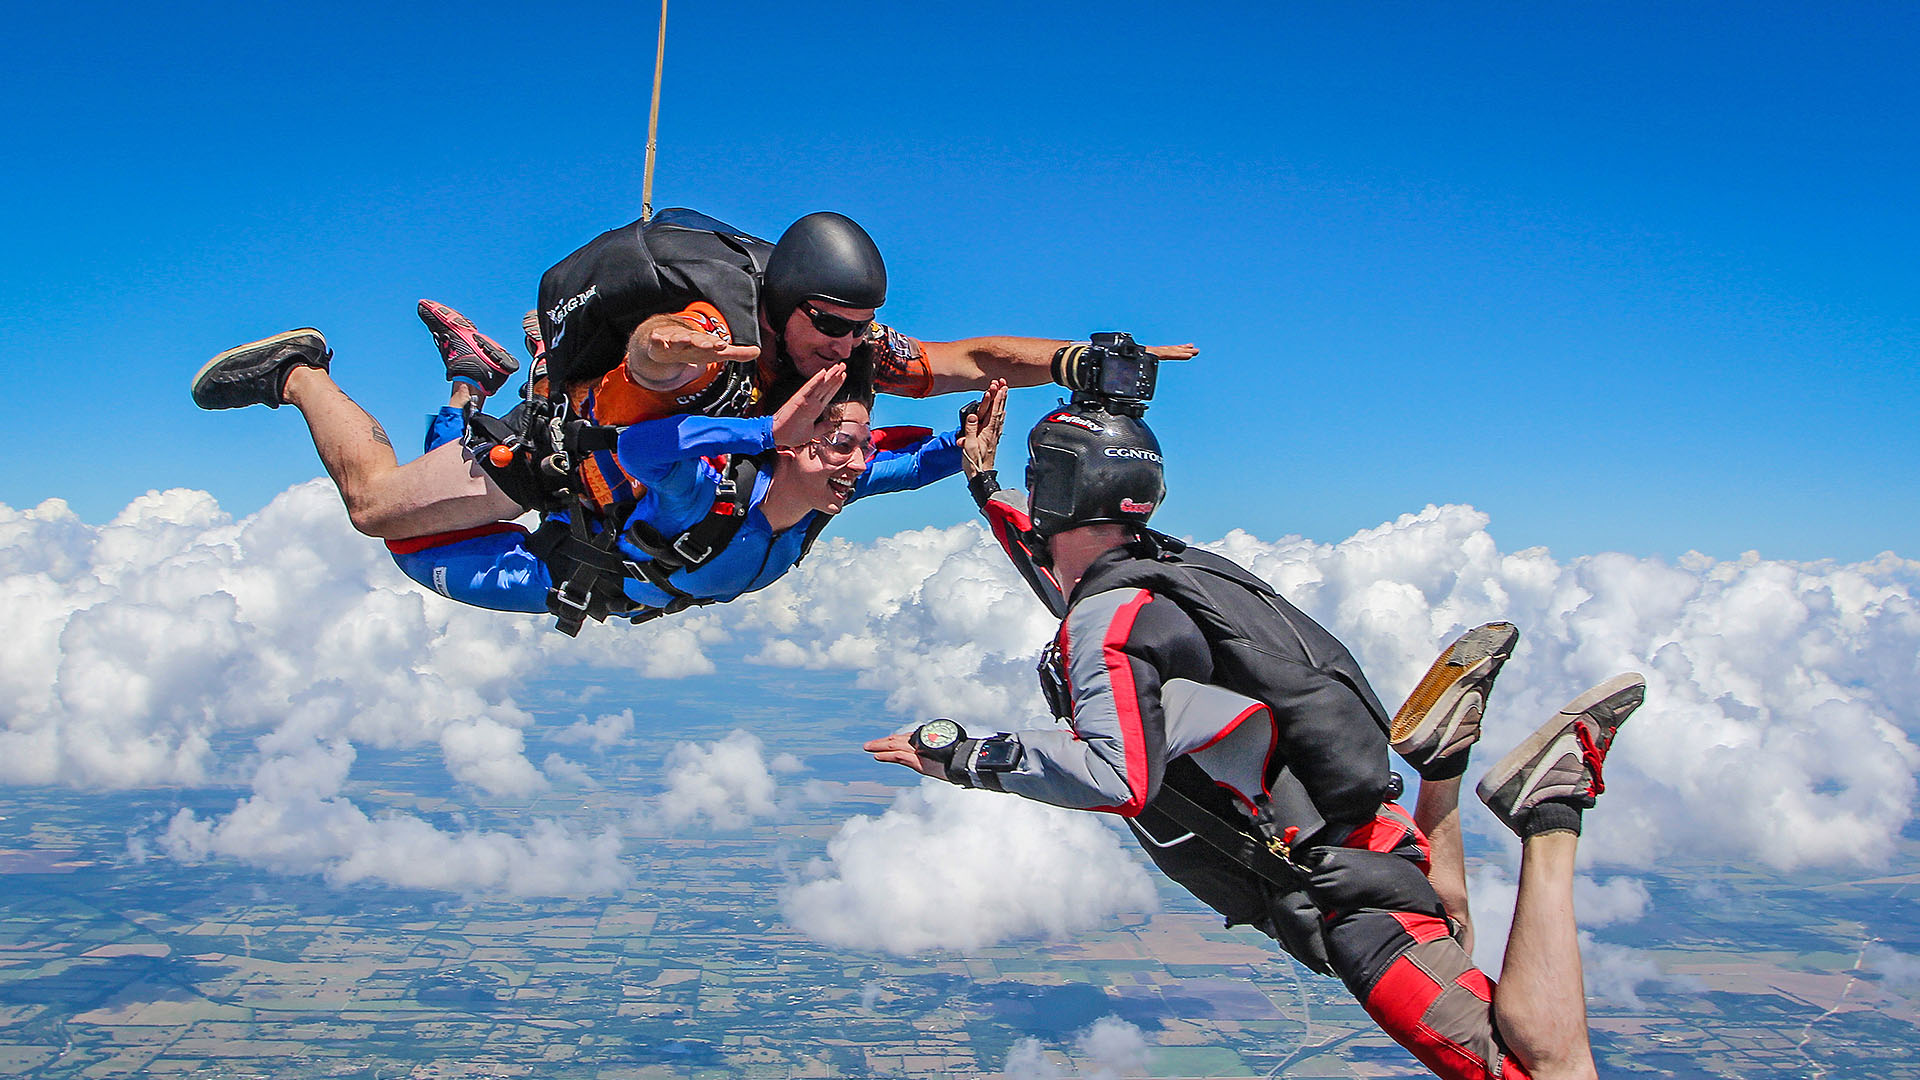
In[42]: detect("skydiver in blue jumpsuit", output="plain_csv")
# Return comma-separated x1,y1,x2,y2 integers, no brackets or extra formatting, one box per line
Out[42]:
388,365,1007,619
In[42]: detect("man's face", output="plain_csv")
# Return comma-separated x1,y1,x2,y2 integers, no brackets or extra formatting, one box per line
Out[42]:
779,300,876,377
780,401,872,515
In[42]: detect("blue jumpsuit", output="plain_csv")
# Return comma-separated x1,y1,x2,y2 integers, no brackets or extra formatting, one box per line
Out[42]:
391,411,960,616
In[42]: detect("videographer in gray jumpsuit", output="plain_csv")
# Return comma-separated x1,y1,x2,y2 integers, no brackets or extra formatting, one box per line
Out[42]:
867,334,1644,1080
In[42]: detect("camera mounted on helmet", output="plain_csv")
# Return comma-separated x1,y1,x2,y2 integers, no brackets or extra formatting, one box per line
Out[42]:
1050,331,1159,418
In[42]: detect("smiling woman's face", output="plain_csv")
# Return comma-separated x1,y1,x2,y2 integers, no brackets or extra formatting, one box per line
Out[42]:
778,400,872,515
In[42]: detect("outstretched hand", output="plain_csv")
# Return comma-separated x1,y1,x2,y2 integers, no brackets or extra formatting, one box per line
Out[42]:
863,732,948,780
770,364,848,448
959,379,1008,479
1145,343,1199,361
627,314,761,391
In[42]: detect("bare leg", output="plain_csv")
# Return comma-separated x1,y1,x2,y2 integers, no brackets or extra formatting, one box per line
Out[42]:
1395,622,1519,951
281,367,522,539
1413,776,1473,954
1491,831,1595,1080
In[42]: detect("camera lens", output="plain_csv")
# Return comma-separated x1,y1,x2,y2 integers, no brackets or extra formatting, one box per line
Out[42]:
1051,344,1094,392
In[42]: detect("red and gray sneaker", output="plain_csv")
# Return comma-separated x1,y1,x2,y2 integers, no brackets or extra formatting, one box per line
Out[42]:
191,328,331,410
522,309,546,361
418,300,519,395
1477,672,1645,836
1390,622,1519,780
522,309,548,391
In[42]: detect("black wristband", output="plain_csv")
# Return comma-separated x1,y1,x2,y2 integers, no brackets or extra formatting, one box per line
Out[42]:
967,470,1001,508
943,738,979,787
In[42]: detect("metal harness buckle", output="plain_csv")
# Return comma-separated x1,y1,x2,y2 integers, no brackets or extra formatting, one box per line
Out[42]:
670,533,715,565
544,396,572,473
1264,825,1303,867
549,584,592,616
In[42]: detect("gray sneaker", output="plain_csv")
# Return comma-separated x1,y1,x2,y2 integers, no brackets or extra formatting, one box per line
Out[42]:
522,309,546,360
1477,672,1645,835
1390,621,1519,779
191,329,331,410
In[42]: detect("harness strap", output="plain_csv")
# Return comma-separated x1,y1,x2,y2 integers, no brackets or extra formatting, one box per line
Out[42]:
462,394,624,510
622,456,761,573
682,359,758,419
529,496,739,637
796,512,832,562
563,419,620,453
1144,784,1308,892
528,515,624,637
504,426,831,637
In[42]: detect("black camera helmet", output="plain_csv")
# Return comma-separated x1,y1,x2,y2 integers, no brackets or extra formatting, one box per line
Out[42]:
1024,402,1166,541
762,212,888,332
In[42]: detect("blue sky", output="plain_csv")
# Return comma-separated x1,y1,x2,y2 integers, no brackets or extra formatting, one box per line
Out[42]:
5,0,1915,562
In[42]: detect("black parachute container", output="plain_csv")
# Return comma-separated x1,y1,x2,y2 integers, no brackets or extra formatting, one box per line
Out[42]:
535,208,774,390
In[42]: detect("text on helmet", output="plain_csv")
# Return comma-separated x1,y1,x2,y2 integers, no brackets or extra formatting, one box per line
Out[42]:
1047,412,1104,432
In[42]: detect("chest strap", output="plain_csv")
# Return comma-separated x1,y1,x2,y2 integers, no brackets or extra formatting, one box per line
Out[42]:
621,455,762,573
525,453,832,636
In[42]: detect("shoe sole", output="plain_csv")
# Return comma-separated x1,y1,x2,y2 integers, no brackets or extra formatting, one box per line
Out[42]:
1390,622,1519,754
1475,672,1645,814
190,328,327,408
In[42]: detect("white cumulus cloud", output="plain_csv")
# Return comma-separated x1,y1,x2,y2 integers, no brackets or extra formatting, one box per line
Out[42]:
440,717,545,797
1000,1038,1064,1080
998,1017,1150,1080
1073,1016,1151,1079
727,507,1920,873
556,708,636,751
542,753,596,789
648,729,792,831
781,781,1159,954
1865,943,1920,987
7,485,1918,912
158,736,627,897
0,484,633,894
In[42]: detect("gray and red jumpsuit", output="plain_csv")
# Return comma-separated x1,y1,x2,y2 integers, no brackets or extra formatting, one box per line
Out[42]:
964,494,1531,1080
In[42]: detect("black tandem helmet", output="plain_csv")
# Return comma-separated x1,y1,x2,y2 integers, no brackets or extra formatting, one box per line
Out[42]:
1024,401,1166,542
762,212,888,329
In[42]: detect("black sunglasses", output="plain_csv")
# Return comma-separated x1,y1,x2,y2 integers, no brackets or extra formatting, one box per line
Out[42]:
798,300,873,339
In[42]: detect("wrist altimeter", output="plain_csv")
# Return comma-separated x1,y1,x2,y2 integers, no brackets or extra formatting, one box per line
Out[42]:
910,719,965,761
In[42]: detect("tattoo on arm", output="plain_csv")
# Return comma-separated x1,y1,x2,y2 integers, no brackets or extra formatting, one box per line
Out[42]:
370,420,392,449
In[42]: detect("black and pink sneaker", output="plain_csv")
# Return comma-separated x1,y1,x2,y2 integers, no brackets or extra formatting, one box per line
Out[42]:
418,299,519,396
